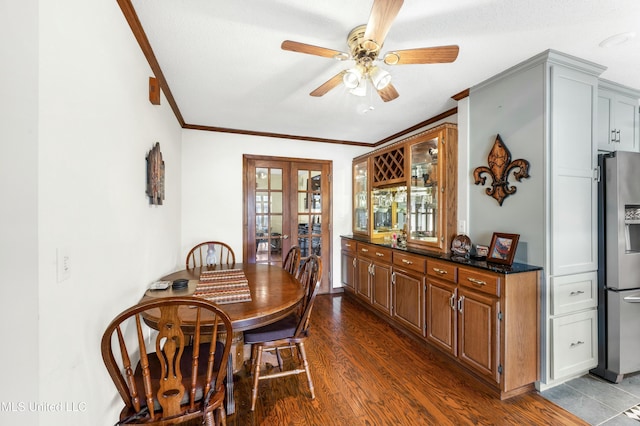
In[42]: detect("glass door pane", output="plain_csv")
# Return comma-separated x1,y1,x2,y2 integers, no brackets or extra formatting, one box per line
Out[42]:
254,167,284,265
297,170,322,258
409,137,439,244
353,159,369,234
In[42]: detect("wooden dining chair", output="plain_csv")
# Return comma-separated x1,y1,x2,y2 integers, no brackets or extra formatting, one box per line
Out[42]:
243,254,322,411
101,296,233,426
282,245,301,276
186,241,236,269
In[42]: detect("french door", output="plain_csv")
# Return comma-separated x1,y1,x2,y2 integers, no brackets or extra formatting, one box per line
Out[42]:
243,155,332,293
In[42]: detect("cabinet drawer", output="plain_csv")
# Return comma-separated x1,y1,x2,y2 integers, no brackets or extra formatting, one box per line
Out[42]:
341,239,356,253
427,259,457,283
393,252,426,274
458,267,501,297
551,310,597,380
358,243,392,263
551,272,597,316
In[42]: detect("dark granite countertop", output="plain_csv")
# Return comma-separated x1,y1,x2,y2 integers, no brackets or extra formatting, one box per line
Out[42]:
341,234,543,275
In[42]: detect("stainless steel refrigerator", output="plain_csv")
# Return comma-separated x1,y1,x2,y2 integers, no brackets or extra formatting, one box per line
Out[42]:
592,151,640,383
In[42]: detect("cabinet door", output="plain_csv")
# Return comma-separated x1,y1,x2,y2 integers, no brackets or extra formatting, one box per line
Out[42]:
371,262,392,316
405,124,457,253
614,94,640,152
356,258,372,301
598,91,614,151
426,278,457,356
458,288,500,384
551,65,598,276
353,159,370,236
392,269,425,336
340,251,356,291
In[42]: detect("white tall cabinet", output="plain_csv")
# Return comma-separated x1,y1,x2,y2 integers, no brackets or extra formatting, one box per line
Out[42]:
467,50,605,388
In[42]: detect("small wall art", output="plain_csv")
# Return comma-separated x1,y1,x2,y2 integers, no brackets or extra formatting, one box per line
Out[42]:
146,142,165,205
473,134,530,206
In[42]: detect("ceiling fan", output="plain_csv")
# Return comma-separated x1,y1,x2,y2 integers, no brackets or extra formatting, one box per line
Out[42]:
281,0,459,102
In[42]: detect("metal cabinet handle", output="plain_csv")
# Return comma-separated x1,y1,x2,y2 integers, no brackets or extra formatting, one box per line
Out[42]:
402,259,413,265
624,295,640,303
352,258,356,268
345,243,352,247
467,277,487,286
616,129,621,143
611,129,617,143
457,296,464,313
391,272,396,284
376,252,384,257
449,294,456,310
569,290,585,296
570,341,585,348
432,268,447,275
361,248,369,252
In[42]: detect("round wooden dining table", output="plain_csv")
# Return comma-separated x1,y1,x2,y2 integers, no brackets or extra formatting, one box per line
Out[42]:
142,263,304,331
141,263,303,415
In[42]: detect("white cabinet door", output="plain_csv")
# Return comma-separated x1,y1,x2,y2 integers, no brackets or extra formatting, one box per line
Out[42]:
550,65,598,276
613,93,640,152
598,92,614,152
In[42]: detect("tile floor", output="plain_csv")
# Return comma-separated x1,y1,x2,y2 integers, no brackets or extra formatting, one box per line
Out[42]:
541,372,640,425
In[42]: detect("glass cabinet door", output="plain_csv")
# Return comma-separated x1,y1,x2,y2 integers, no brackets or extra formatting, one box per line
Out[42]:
408,136,440,246
353,159,369,235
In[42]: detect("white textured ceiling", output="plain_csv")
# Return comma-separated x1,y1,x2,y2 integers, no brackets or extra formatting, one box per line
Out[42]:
128,0,640,145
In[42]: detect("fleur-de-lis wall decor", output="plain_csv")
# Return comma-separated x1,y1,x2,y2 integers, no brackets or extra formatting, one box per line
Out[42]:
473,134,530,206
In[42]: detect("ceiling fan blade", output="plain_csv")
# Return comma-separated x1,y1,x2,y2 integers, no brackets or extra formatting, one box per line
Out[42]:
363,0,404,50
377,83,399,102
282,40,348,59
310,71,347,97
383,45,460,65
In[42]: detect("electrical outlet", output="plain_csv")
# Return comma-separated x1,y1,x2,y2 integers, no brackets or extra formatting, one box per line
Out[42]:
57,248,71,283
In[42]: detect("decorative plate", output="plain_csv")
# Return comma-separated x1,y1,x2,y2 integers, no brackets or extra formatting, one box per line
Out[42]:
451,234,472,256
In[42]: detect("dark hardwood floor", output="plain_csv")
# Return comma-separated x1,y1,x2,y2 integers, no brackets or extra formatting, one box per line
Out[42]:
222,293,587,426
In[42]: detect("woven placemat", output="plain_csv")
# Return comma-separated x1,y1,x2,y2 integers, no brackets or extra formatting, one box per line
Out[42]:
194,269,252,304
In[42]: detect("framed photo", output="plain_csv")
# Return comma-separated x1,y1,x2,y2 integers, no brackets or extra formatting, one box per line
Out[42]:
487,233,520,265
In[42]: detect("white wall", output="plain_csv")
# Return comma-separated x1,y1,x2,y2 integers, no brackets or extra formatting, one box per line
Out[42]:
0,1,40,424
468,63,546,266
181,129,369,288
0,1,183,425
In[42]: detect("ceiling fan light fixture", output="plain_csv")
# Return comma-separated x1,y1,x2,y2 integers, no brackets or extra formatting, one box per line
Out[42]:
343,66,363,89
349,78,367,97
369,66,391,90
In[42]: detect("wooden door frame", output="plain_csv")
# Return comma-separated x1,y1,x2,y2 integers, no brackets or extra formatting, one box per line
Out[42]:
242,154,333,294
